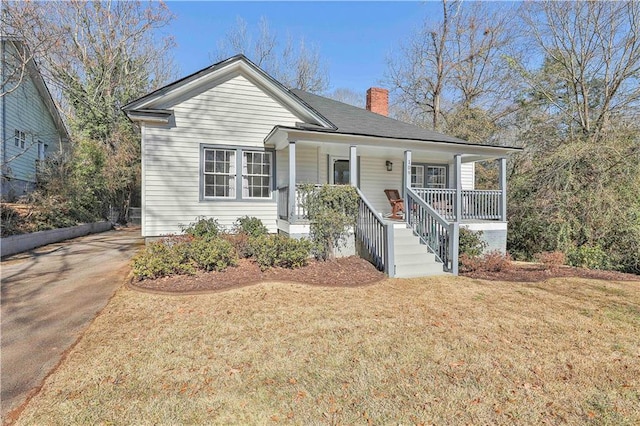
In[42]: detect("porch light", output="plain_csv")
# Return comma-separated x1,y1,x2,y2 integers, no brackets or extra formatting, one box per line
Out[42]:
385,160,393,171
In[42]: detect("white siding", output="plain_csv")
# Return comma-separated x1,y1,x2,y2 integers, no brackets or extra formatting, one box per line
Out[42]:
461,162,475,190
142,73,302,237
359,155,404,214
2,42,60,185
296,145,319,183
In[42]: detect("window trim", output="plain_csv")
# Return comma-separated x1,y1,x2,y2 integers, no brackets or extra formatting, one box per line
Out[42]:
410,164,425,188
412,162,449,189
242,151,273,199
200,144,276,202
203,148,236,199
15,129,26,149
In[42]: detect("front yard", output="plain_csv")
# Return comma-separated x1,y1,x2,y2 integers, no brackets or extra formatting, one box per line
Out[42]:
15,276,640,425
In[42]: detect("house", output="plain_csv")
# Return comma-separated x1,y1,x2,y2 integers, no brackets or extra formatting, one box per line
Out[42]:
123,55,521,277
1,36,70,199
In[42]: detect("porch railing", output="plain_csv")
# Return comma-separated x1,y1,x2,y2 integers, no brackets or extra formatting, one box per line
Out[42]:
412,188,502,221
406,187,457,273
462,189,501,220
277,184,325,222
355,188,394,276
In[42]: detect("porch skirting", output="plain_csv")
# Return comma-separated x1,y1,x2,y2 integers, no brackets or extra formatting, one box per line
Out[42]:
277,219,356,258
462,221,508,254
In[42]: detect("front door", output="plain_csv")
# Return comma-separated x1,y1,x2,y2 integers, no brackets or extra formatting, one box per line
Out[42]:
330,157,350,185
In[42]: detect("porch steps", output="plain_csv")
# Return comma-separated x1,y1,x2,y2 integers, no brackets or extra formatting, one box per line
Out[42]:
392,224,448,278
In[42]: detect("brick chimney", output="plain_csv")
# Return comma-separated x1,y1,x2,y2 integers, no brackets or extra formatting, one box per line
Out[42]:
366,87,389,116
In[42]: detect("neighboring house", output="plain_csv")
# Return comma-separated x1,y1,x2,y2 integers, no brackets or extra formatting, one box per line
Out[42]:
124,55,521,277
1,36,69,199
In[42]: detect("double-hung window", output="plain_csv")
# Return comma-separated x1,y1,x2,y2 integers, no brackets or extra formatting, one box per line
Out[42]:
410,165,424,188
14,130,25,149
426,166,447,188
202,147,273,200
203,149,236,198
242,151,272,198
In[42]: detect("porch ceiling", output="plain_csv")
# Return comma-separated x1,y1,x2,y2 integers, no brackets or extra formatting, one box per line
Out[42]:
265,126,521,162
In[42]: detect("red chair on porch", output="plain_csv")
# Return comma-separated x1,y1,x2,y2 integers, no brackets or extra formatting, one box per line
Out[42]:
384,189,405,219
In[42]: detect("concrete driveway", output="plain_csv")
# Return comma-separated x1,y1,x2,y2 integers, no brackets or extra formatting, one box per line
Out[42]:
0,227,142,422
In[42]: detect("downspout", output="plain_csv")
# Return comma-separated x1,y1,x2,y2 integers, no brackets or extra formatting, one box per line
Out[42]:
2,39,7,173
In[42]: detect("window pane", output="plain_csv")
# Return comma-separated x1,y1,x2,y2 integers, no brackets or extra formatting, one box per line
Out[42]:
426,166,446,188
334,160,350,185
242,151,271,198
203,149,235,197
411,165,424,187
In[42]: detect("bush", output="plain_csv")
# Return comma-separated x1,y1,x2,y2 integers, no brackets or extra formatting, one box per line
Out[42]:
190,238,237,271
459,228,487,258
1,205,25,237
249,234,312,271
534,251,566,268
181,216,222,240
300,184,359,260
223,233,252,258
460,250,512,273
131,240,195,280
567,245,611,270
234,216,268,238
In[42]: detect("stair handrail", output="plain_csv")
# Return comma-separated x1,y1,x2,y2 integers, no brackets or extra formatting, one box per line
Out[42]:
354,187,394,277
405,187,457,273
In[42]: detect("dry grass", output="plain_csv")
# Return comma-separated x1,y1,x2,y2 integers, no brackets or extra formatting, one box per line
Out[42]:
16,276,640,425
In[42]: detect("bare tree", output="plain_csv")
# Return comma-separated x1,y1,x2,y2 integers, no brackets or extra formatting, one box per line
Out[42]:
326,88,364,108
518,0,640,138
214,17,329,93
386,0,458,130
386,0,517,136
4,0,176,142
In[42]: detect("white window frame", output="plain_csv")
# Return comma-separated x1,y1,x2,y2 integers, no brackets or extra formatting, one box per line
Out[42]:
15,130,25,149
410,165,425,188
242,151,272,199
426,165,447,189
203,148,236,199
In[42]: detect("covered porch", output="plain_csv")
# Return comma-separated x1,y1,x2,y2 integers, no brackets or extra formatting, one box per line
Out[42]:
266,126,517,276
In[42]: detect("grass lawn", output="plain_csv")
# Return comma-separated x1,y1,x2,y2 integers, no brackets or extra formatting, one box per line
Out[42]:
16,276,640,425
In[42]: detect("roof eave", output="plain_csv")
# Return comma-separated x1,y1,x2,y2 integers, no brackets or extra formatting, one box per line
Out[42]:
265,126,523,157
121,55,336,130
5,38,70,140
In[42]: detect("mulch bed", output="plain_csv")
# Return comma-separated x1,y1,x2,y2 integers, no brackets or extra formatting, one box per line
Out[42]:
462,262,639,282
130,257,639,295
130,256,386,294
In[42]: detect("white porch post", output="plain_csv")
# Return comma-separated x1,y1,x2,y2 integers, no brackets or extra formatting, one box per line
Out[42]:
454,154,462,222
288,141,296,223
403,150,412,201
349,145,357,186
499,157,507,222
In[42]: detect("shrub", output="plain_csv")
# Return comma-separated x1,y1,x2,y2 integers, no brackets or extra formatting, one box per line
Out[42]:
567,245,611,270
181,216,222,240
460,250,512,273
482,251,513,272
234,216,268,238
131,240,195,280
249,234,312,271
223,233,252,258
534,251,566,268
459,227,487,258
1,205,25,237
300,184,359,260
190,238,238,271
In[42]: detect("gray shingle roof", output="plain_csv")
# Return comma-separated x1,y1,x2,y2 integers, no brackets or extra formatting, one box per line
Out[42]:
290,89,469,144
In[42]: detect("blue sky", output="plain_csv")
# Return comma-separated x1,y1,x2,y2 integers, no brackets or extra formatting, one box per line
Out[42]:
164,1,440,94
